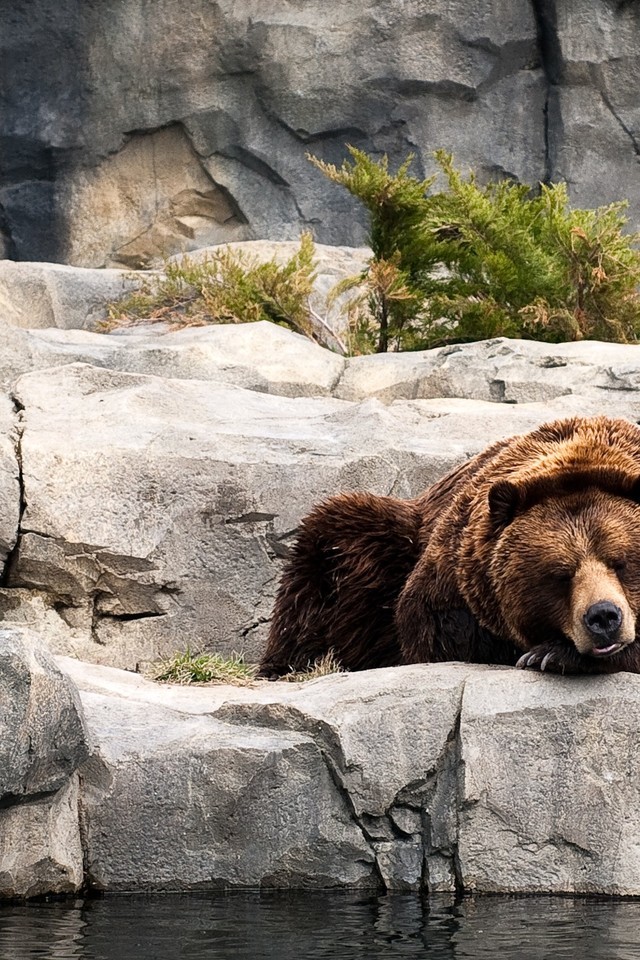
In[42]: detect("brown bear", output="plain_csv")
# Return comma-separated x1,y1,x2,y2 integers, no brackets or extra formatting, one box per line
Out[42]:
258,415,640,678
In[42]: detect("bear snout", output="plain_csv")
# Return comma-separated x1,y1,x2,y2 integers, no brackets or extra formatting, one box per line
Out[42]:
583,601,622,639
569,559,636,657
583,601,624,656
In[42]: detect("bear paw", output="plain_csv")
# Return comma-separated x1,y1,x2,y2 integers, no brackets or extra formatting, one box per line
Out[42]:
516,645,568,673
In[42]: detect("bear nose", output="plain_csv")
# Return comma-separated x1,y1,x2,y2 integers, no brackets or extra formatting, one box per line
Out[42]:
583,601,622,639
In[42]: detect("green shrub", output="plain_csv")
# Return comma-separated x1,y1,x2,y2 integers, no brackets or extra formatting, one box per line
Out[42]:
104,233,331,343
310,147,640,351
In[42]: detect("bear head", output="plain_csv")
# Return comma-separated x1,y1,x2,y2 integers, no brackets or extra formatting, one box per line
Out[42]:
472,424,640,666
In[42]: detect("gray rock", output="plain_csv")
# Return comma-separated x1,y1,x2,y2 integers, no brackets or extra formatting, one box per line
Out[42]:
212,662,477,892
458,669,640,895
0,776,83,899
0,628,90,800
211,663,476,819
78,690,375,890
0,260,140,330
66,658,474,891
337,338,640,405
0,322,345,396
0,0,545,265
544,0,640,227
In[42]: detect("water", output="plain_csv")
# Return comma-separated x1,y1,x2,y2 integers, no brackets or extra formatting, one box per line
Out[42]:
2,892,640,959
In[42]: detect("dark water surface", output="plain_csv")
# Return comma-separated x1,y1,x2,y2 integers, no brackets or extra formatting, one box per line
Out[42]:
2,892,640,959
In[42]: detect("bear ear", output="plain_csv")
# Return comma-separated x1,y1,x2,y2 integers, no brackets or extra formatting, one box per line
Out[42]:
488,479,520,529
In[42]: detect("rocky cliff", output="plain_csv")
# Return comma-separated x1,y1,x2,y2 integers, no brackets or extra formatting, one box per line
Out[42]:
2,1,639,265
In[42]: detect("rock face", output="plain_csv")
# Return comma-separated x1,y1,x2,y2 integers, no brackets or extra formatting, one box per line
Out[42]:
4,638,640,897
2,1,639,265
0,629,90,899
59,655,640,896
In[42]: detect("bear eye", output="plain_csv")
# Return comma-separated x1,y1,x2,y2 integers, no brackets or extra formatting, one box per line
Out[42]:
612,559,627,574
552,569,573,584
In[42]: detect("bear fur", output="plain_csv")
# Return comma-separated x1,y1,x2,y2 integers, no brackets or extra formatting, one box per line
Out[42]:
259,415,640,678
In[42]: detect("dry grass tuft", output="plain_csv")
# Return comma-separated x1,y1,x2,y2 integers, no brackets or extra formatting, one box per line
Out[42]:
152,649,257,686
279,651,347,682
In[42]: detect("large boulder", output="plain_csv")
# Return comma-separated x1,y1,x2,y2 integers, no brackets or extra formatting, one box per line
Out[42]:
0,260,139,330
335,338,640,405
0,628,90,799
458,669,640,896
0,776,84,899
64,658,474,891
77,689,376,890
0,322,345,396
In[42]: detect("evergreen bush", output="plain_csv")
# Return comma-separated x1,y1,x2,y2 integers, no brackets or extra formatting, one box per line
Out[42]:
309,147,640,352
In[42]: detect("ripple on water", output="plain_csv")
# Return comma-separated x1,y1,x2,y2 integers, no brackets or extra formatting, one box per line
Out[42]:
2,893,640,960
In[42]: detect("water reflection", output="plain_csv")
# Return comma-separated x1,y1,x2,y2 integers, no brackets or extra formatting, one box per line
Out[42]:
2,892,640,959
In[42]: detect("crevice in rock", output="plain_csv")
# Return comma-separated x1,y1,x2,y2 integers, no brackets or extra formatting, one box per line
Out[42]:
447,707,465,896
0,202,17,261
76,754,113,893
215,146,289,188
530,0,563,183
0,786,59,810
225,512,277,525
0,395,27,588
239,615,270,640
287,123,369,146
96,610,166,623
598,84,640,158
265,532,294,560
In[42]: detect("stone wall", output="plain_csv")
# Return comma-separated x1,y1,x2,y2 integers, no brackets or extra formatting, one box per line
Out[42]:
2,1,640,265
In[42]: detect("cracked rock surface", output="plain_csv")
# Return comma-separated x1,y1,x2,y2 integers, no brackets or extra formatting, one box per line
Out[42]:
4,0,639,265
59,655,640,895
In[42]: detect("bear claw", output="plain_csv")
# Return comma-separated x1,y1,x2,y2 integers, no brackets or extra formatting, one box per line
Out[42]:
516,648,558,671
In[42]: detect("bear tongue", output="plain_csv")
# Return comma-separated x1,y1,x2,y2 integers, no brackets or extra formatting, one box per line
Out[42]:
591,641,623,657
